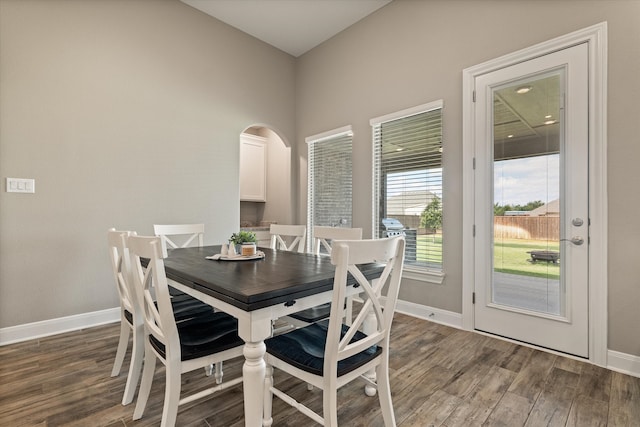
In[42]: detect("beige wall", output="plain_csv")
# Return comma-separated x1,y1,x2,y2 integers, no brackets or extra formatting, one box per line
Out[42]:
295,0,640,356
3,0,640,359
0,0,295,327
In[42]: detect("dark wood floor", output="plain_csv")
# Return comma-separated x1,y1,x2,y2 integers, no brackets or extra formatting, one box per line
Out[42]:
1,313,639,426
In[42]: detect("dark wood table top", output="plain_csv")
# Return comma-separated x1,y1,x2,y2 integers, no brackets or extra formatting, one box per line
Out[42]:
161,245,382,312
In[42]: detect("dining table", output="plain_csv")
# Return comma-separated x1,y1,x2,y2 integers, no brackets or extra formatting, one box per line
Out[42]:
160,245,383,427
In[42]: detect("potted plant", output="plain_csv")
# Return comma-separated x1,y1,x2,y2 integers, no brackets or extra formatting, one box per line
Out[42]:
229,231,257,255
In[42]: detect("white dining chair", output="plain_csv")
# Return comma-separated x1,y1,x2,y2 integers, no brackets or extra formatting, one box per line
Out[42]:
263,236,405,427
108,228,222,405
268,224,308,334
312,226,363,255
287,226,364,325
153,223,205,258
269,224,306,253
128,235,245,427
148,225,214,328
153,223,211,302
108,229,143,406
154,222,229,379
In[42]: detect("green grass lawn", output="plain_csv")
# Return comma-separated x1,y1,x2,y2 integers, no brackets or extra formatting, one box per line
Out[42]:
416,234,443,264
494,238,560,279
415,235,559,279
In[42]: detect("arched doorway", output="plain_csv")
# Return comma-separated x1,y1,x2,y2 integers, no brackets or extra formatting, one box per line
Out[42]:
239,125,293,246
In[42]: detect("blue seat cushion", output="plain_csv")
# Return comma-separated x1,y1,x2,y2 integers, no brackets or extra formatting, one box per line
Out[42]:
170,294,215,322
168,286,186,297
125,295,214,327
265,320,381,377
288,303,332,323
149,312,243,361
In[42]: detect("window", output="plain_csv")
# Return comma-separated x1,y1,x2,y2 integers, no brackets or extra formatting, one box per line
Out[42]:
307,126,353,252
371,101,444,282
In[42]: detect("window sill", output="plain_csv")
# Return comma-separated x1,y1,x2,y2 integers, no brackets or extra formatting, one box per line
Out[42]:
402,267,445,284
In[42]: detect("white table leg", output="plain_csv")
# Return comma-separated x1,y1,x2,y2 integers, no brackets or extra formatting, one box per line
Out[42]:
243,341,266,427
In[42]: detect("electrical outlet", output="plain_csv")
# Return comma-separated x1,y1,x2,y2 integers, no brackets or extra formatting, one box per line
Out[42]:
6,177,35,193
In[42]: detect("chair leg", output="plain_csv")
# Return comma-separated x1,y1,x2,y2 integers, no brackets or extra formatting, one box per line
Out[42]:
376,362,396,427
133,345,156,420
262,364,274,427
111,320,130,376
122,324,144,405
161,360,182,427
323,384,339,427
204,362,223,383
205,363,214,376
215,361,224,385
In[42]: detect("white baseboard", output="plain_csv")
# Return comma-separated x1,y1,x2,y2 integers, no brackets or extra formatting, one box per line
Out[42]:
3,303,640,379
0,300,463,345
395,299,463,329
608,350,640,378
0,307,120,346
394,300,640,379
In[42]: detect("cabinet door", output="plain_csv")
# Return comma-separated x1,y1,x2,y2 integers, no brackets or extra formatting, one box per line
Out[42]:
240,135,267,201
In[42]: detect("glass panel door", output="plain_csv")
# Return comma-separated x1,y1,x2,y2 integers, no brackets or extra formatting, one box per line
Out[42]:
492,72,563,317
473,43,589,357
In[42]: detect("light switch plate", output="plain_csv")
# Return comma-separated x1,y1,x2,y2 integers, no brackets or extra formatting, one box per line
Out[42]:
6,177,35,193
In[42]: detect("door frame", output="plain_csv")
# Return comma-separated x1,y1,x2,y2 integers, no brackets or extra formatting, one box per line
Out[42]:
462,22,608,366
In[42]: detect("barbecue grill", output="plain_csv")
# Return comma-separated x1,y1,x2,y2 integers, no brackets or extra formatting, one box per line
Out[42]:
381,218,405,237
382,218,416,262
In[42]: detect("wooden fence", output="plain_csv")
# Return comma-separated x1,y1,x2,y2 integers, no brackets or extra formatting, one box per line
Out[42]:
385,215,559,240
494,216,559,240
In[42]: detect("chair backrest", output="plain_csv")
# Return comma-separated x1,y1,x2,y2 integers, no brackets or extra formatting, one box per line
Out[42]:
127,235,179,358
312,226,363,255
269,224,306,253
324,236,405,378
153,223,205,258
107,228,138,319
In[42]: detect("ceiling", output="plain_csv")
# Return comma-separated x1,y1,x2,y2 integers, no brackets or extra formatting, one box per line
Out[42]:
180,0,392,57
493,74,561,160
180,0,558,161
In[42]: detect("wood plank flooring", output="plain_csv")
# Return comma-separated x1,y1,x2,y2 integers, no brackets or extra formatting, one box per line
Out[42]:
1,313,639,426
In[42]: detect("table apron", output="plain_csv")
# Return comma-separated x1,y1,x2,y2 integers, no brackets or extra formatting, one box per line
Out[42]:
168,278,361,342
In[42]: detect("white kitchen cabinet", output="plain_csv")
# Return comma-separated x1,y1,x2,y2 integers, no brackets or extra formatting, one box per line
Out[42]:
239,134,267,202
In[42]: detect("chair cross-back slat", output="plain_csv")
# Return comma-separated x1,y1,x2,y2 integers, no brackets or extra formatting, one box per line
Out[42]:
153,224,205,258
108,230,136,314
129,236,174,347
342,258,395,339
269,224,306,253
312,226,362,255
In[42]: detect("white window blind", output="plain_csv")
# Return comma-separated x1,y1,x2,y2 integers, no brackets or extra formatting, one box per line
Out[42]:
371,101,444,273
307,126,353,251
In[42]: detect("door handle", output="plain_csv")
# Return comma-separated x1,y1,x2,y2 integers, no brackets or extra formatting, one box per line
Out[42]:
571,237,584,245
561,236,584,245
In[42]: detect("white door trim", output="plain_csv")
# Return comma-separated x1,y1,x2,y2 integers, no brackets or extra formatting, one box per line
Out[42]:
462,22,608,366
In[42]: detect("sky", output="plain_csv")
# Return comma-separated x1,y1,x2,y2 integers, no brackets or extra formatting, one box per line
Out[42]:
385,154,558,209
494,154,559,206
